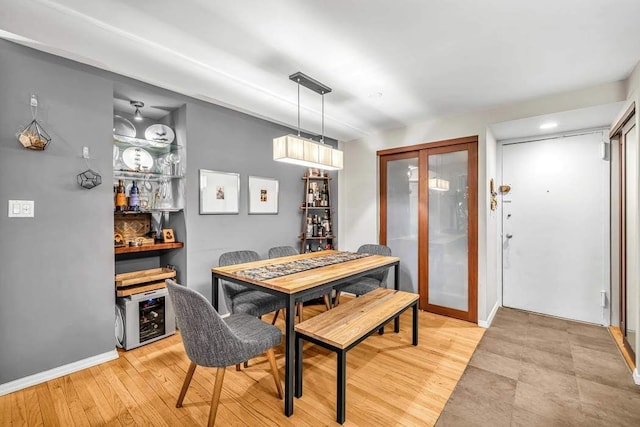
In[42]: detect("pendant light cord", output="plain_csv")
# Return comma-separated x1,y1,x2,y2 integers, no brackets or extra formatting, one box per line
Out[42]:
297,79,301,136
321,91,325,143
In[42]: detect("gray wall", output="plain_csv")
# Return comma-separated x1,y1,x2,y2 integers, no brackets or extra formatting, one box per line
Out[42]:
0,39,339,386
0,40,115,383
184,101,338,311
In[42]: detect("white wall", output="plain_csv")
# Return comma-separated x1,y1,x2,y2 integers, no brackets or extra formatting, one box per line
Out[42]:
339,81,626,324
486,128,499,320
624,61,640,372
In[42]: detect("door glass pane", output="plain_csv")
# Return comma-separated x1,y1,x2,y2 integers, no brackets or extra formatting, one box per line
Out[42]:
386,157,419,293
428,151,468,311
625,124,638,354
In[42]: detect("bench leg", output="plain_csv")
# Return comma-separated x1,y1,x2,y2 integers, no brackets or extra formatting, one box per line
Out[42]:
412,303,418,346
337,351,346,424
378,326,384,335
394,314,400,333
295,336,303,398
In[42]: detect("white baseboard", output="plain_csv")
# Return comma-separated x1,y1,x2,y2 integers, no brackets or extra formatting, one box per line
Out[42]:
478,302,500,329
634,368,640,385
0,349,119,397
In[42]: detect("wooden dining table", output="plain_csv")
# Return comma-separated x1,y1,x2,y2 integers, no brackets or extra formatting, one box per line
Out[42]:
211,250,400,417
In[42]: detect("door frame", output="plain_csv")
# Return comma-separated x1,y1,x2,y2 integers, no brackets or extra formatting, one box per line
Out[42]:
378,135,478,323
613,104,637,359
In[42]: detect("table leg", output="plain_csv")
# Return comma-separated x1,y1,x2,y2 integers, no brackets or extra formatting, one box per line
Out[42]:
285,296,296,416
212,275,219,311
394,263,400,332
295,335,303,398
412,302,419,346
337,350,346,424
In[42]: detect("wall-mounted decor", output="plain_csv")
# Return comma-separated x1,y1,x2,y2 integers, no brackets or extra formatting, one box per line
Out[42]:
248,176,279,214
77,169,102,189
16,95,52,150
199,169,240,214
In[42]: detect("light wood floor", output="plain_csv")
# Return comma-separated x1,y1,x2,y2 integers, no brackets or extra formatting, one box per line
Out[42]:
0,301,484,426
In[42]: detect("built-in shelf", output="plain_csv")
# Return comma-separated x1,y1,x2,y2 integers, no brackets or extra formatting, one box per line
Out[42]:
114,208,183,215
301,176,331,180
114,134,182,152
115,242,184,255
299,236,335,240
114,170,183,181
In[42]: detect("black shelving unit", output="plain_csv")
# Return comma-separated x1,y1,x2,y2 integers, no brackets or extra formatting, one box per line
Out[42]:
300,173,335,253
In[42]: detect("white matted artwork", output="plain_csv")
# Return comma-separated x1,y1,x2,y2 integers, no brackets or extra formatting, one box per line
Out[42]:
199,169,240,214
248,176,279,214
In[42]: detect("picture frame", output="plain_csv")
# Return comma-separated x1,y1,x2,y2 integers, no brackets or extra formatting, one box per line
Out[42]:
199,169,240,214
162,228,175,243
248,176,279,214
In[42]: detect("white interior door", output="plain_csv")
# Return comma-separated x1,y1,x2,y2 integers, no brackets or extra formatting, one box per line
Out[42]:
502,131,609,324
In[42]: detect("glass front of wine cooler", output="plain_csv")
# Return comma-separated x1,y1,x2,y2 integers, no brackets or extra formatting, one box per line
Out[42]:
139,296,166,343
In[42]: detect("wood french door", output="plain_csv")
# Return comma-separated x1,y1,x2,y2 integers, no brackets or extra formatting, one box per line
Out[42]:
379,136,478,323
617,112,637,359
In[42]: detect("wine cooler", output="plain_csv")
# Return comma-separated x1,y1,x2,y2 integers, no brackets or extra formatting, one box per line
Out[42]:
116,288,176,350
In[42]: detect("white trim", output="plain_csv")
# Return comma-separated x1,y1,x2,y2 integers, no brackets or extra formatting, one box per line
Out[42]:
0,349,119,396
634,368,640,386
478,302,500,328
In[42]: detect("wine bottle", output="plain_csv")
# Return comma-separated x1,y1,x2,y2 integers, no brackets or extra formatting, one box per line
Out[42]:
307,187,314,206
312,215,319,237
129,181,140,211
306,216,313,237
115,179,127,212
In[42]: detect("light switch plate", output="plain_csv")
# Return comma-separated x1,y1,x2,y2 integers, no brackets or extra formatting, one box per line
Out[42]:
8,200,34,218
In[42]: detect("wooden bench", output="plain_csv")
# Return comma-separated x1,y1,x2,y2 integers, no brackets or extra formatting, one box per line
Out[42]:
294,287,419,424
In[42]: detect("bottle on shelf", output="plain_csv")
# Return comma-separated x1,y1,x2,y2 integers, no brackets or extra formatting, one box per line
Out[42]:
306,216,313,238
307,187,314,207
129,181,140,212
312,215,318,237
115,179,127,212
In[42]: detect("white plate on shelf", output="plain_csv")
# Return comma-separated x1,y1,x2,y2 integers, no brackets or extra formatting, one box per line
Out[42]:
113,115,137,137
122,146,154,171
145,124,175,144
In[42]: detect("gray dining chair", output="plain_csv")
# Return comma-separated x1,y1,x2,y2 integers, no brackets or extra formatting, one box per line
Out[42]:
166,279,283,427
268,246,331,322
335,244,392,305
219,250,286,322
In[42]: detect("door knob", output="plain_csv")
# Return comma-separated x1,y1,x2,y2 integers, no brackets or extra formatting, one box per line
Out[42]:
506,233,513,239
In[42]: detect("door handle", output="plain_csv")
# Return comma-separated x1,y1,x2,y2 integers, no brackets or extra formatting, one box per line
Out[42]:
506,233,513,239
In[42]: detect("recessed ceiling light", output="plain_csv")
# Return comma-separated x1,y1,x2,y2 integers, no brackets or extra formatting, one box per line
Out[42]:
540,122,557,130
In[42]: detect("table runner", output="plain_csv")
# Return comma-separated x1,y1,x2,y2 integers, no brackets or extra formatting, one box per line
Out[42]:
234,251,371,281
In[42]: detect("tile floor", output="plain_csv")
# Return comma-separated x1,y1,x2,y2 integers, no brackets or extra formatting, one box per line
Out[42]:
436,307,640,426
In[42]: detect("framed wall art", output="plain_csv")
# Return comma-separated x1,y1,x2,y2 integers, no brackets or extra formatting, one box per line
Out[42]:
199,169,240,214
248,176,279,214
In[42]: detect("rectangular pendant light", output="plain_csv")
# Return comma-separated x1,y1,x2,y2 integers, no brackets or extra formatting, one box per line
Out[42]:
273,134,343,170
273,72,343,170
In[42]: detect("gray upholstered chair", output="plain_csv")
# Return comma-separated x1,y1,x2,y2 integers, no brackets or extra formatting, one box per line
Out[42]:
268,246,331,322
166,279,283,427
219,250,285,322
335,244,392,305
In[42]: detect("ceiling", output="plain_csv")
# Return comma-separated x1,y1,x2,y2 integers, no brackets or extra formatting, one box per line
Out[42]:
1,0,640,141
490,101,626,141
